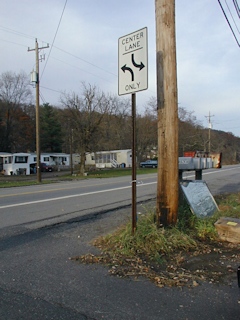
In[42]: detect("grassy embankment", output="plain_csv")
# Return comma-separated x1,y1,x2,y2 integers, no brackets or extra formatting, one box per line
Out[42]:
92,193,240,260
0,167,157,188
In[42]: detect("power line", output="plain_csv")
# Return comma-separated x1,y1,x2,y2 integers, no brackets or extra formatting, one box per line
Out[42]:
40,85,62,94
41,0,68,80
0,22,117,77
217,0,240,47
0,24,117,79
0,25,35,40
39,90,47,104
53,46,117,77
0,38,27,48
50,56,115,83
232,0,240,18
224,0,240,34
0,26,117,77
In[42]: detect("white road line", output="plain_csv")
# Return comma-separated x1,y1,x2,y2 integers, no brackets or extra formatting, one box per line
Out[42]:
0,182,156,210
1,166,238,210
183,167,239,178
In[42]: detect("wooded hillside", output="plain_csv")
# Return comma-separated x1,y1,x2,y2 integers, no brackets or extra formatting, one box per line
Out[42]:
0,71,239,165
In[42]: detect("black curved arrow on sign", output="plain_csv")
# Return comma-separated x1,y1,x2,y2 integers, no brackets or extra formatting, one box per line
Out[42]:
131,54,145,70
121,64,134,81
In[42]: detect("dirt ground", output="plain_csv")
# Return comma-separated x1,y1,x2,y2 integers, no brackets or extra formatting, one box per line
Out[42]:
72,238,240,288
69,197,240,289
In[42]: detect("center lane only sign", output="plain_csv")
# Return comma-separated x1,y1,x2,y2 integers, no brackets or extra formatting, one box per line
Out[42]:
118,27,148,96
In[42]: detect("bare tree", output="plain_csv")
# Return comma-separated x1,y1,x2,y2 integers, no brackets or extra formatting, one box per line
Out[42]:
61,83,115,174
178,107,204,155
97,95,131,151
136,105,158,162
0,71,32,151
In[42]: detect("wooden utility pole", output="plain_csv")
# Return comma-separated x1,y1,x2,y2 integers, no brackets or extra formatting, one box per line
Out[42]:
35,39,41,183
70,128,73,175
155,0,179,226
28,39,49,183
206,111,214,153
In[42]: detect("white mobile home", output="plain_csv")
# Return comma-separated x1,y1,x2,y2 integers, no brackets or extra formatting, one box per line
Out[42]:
40,153,70,166
28,153,70,166
2,153,31,175
1,150,131,174
0,152,13,174
86,149,132,168
1,152,71,175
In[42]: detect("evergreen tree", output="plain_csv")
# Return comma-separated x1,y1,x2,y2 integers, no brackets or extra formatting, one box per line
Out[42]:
40,103,63,152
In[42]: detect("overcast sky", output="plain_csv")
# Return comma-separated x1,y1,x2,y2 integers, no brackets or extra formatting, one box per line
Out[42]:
0,0,239,137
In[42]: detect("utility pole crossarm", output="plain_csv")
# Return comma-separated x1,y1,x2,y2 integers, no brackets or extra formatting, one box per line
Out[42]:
28,39,50,52
205,111,214,153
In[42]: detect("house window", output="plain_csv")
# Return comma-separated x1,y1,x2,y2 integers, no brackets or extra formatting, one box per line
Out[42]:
43,157,49,161
95,153,116,164
111,153,117,161
15,156,28,163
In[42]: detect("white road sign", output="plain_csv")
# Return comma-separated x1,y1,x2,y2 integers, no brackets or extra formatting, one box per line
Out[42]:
118,27,148,96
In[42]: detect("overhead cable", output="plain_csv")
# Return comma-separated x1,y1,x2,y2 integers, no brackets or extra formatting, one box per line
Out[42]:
218,0,240,47
232,0,240,18
41,0,68,80
225,0,240,34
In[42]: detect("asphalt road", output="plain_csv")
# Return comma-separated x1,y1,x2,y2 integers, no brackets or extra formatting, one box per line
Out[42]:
0,166,240,319
0,174,157,229
1,165,240,229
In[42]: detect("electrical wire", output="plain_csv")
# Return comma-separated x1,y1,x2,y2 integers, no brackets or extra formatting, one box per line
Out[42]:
0,26,117,82
40,85,63,94
0,22,117,81
232,0,240,18
50,56,115,83
53,46,117,77
225,0,240,34
0,25,35,40
39,91,47,104
41,0,68,80
0,38,27,48
217,0,240,47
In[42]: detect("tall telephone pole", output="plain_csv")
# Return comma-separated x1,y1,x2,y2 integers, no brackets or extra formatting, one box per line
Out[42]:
28,39,49,183
205,111,214,153
155,0,179,226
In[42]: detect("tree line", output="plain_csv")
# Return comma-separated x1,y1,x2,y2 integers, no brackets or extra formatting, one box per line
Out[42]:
0,71,240,170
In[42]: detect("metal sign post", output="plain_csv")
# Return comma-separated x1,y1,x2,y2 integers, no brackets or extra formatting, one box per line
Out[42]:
131,93,137,234
118,27,148,234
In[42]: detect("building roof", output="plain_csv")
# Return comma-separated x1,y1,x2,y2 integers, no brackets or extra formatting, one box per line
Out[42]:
0,152,13,157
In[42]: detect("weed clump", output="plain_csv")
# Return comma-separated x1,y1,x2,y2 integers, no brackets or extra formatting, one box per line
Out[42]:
73,193,240,287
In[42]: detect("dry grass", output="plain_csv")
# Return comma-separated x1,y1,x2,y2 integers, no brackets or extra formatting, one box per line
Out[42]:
71,193,240,288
